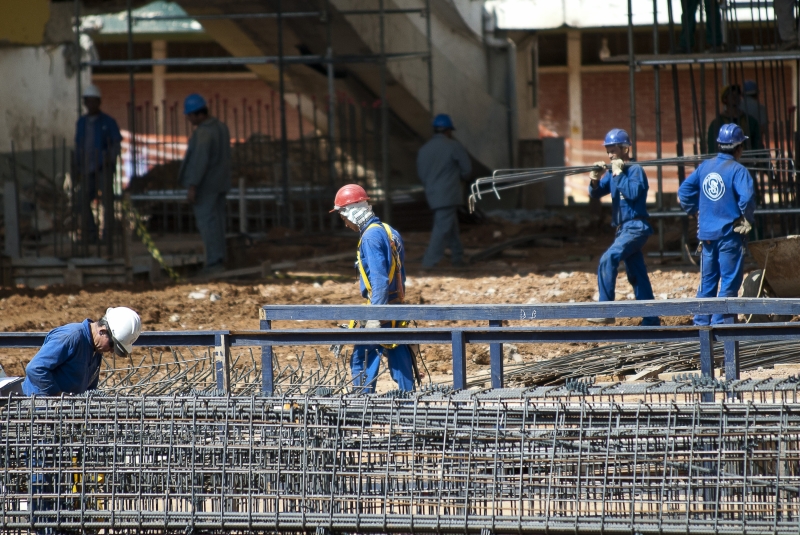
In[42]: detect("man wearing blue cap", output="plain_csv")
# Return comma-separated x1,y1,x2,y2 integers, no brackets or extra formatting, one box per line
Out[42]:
179,94,231,274
679,123,755,325
587,128,660,326
416,114,472,269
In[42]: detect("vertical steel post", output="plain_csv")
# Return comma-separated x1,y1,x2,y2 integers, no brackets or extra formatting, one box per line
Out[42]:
723,316,740,381
74,0,82,119
260,313,274,396
127,0,136,183
277,0,291,228
325,1,337,227
451,330,466,390
379,0,391,224
425,0,434,116
653,0,664,256
627,0,637,159
214,333,231,394
489,320,503,389
698,327,714,402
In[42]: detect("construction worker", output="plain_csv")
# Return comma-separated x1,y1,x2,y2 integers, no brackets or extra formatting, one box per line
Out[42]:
678,124,755,325
332,184,415,393
707,85,762,153
22,307,142,396
74,84,121,242
741,80,769,131
417,113,472,269
179,93,232,274
587,129,661,327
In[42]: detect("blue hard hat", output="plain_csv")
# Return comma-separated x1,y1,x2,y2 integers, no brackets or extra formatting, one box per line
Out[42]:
716,123,748,147
743,79,758,95
603,128,631,147
184,93,207,115
432,113,455,131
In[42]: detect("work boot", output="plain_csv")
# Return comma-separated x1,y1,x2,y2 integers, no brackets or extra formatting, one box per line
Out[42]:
586,317,615,325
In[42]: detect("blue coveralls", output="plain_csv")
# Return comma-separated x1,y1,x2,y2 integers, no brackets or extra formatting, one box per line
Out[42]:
351,216,415,393
21,320,103,534
678,153,755,325
588,162,660,326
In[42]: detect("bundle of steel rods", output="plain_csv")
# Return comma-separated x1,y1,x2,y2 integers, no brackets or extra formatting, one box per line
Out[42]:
468,150,795,211
4,394,800,533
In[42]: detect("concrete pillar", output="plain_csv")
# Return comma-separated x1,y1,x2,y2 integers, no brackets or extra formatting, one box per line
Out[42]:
567,30,583,164
152,39,166,135
515,35,538,141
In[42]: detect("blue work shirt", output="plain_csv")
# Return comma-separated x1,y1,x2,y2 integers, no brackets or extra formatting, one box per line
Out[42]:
417,133,472,209
356,216,406,305
678,153,755,241
588,161,650,227
22,320,102,396
74,112,122,174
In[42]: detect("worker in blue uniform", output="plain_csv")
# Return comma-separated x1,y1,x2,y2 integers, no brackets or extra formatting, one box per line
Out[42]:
22,307,141,535
587,129,661,326
678,123,755,325
331,184,415,393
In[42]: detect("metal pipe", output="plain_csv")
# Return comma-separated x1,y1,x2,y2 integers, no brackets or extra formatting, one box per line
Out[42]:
84,52,429,69
379,0,391,224
127,0,137,186
425,0,434,116
627,0,637,158
277,0,291,229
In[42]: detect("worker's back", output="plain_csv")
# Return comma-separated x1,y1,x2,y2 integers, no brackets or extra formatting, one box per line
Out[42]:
179,116,232,195
416,134,471,210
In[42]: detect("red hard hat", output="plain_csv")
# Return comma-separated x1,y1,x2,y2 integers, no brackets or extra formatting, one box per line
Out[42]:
330,184,369,212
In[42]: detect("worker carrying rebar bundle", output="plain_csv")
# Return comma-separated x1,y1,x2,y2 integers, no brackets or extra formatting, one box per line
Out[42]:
678,124,755,326
587,129,660,326
332,184,415,393
22,307,142,396
179,93,232,275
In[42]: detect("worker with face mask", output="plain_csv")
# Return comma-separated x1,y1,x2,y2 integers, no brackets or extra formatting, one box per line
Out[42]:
587,129,660,327
678,124,756,325
22,307,142,396
332,184,415,393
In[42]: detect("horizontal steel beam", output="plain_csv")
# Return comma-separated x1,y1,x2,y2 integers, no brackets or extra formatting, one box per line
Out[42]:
84,52,429,69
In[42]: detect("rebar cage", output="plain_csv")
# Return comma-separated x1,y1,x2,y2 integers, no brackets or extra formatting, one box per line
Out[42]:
5,393,800,534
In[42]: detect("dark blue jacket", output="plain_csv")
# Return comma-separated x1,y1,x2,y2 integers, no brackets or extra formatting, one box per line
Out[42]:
678,153,755,241
22,320,102,396
356,216,406,305
588,162,650,227
417,134,472,209
74,112,122,173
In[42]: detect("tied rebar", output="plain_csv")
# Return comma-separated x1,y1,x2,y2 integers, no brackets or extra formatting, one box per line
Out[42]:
6,394,800,533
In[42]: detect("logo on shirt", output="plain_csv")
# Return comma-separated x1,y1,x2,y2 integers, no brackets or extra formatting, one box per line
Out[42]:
702,173,725,201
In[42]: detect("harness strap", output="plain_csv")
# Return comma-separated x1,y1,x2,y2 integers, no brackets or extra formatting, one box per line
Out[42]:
356,223,404,304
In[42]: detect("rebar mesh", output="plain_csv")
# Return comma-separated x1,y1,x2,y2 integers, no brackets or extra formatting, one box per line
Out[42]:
5,393,800,533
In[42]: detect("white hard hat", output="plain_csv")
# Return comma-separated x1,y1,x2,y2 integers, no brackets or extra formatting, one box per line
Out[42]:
83,84,102,99
102,307,142,357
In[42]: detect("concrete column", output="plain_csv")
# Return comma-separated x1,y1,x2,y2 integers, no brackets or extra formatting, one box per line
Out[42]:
567,30,583,164
152,39,166,135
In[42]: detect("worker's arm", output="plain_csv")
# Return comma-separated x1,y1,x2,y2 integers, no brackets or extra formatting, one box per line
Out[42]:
24,333,76,395
588,171,611,199
678,170,700,215
614,164,647,201
733,167,756,222
180,127,213,188
361,232,391,305
453,143,472,180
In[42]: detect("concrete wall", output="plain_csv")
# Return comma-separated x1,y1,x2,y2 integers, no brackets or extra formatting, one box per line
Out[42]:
0,45,88,150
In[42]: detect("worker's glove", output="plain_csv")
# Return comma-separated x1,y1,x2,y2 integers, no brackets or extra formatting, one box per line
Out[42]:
589,161,606,181
364,320,382,329
733,216,752,235
611,159,626,177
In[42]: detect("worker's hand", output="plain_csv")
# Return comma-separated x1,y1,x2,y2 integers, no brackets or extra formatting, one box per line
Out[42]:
611,159,626,177
364,320,381,329
589,161,606,182
733,216,752,235
187,186,197,205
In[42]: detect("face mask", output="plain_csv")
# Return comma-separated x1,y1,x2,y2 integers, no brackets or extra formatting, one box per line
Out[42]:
340,201,374,228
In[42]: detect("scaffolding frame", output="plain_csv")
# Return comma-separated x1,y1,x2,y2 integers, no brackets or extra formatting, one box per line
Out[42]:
76,0,436,228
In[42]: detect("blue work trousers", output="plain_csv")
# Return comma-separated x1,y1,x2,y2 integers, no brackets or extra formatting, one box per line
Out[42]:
193,190,227,267
422,206,463,268
694,233,745,325
351,344,415,393
598,221,660,326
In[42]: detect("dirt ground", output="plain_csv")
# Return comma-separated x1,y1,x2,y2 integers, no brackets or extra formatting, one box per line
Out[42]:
0,209,789,390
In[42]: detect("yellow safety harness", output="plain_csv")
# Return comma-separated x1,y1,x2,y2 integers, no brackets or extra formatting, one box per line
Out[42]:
353,223,408,347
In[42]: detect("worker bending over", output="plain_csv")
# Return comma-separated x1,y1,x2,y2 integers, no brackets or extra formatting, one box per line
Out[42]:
678,124,755,325
22,307,142,396
332,184,415,393
588,129,660,326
